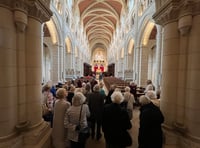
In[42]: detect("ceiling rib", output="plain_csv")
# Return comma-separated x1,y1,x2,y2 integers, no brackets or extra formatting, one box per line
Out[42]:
78,0,124,52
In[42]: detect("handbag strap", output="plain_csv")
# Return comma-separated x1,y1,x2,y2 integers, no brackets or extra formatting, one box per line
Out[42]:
78,104,83,125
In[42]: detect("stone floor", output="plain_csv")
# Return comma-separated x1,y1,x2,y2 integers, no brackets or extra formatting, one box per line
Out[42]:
85,107,140,148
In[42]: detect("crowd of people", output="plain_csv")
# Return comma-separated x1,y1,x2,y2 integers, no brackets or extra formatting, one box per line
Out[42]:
41,78,164,148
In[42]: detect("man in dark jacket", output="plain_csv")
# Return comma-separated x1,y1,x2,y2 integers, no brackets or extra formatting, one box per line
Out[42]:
87,84,106,140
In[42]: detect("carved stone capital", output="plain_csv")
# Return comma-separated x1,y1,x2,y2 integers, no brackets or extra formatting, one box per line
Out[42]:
0,0,13,9
14,1,28,32
153,0,198,26
178,15,192,35
153,1,180,26
26,0,52,23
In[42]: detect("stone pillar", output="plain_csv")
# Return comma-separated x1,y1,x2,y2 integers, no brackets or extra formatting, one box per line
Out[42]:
134,46,140,84
155,25,163,90
153,0,200,147
127,54,133,70
184,14,200,147
65,53,72,69
0,3,18,145
51,44,60,84
139,46,148,87
0,0,52,147
124,49,128,70
24,0,52,147
14,0,29,129
59,44,64,82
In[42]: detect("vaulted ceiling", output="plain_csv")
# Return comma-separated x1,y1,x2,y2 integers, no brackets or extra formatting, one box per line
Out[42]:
77,0,127,53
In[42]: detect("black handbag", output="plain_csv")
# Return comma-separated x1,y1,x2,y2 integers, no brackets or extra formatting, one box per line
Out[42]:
78,104,90,143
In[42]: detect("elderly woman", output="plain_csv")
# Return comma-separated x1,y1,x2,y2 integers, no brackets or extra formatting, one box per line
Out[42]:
42,84,54,126
52,88,71,148
138,95,164,148
102,91,132,148
121,86,135,120
144,79,155,93
64,92,90,148
145,90,160,107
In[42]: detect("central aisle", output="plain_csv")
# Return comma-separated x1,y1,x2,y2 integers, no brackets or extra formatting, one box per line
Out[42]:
85,107,140,148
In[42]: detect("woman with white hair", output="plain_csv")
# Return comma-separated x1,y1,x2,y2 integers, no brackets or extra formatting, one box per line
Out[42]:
102,91,132,148
64,92,90,148
144,79,155,93
121,86,135,120
145,90,160,107
138,95,164,148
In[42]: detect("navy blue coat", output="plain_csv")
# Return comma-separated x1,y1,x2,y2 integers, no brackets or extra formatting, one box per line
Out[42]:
102,103,132,147
138,102,164,148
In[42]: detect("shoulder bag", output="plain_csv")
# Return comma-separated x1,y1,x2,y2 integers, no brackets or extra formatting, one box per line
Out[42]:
78,104,90,143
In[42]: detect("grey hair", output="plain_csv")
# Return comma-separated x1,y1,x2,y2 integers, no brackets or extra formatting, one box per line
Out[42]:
139,95,151,105
72,92,86,106
145,90,156,99
111,91,124,104
125,86,130,92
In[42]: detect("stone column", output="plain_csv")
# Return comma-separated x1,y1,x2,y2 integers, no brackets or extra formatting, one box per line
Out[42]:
65,52,73,77
155,25,163,90
23,0,52,147
59,44,64,82
153,0,200,147
0,3,18,145
127,54,133,70
154,9,181,147
0,0,52,147
139,46,148,87
51,44,60,84
184,13,200,147
124,49,128,70
14,0,29,130
134,46,140,84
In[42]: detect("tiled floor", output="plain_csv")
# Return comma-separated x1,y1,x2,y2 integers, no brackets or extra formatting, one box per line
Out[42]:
85,107,140,148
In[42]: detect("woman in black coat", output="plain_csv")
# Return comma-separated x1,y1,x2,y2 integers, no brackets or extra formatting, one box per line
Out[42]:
138,95,164,148
102,91,132,148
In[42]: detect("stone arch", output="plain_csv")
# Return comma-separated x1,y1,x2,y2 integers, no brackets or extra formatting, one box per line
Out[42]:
42,7,64,84
136,13,157,86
